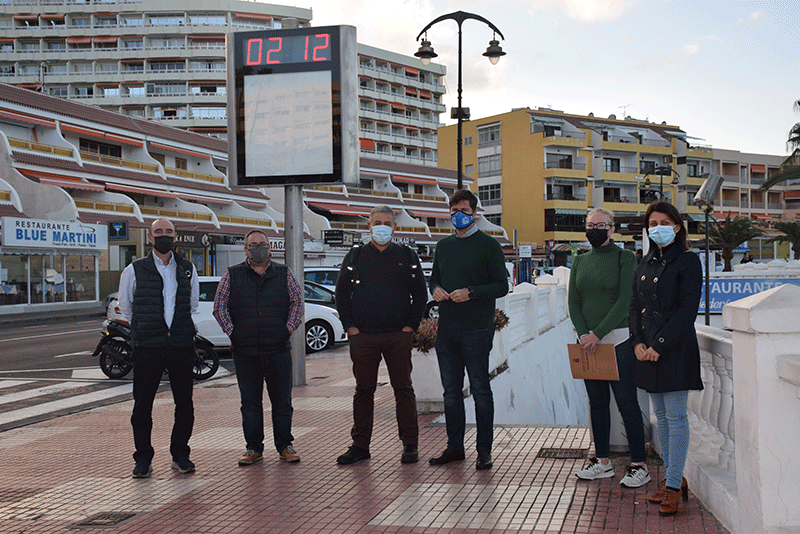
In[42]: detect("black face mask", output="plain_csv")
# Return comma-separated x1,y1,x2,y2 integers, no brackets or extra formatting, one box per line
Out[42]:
585,229,609,248
153,235,174,254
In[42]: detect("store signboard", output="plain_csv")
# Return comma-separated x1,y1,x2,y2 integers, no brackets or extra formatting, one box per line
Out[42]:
699,276,800,313
1,217,108,251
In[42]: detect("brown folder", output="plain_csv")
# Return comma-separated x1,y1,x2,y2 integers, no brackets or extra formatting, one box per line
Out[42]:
567,343,620,381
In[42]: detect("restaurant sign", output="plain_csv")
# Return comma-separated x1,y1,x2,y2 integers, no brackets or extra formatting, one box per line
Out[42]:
1,217,108,251
699,276,800,313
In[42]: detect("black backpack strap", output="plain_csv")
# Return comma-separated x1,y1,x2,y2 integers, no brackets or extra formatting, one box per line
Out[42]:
345,244,362,286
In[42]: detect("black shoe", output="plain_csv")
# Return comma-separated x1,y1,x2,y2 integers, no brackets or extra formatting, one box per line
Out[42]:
476,450,493,470
429,448,466,465
132,461,152,479
401,445,419,464
337,446,371,465
171,456,195,474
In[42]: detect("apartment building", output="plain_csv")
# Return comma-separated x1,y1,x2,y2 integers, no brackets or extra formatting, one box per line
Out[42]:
0,0,314,138
438,107,796,262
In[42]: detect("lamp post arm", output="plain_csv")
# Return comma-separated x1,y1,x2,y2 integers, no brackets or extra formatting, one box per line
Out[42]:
416,10,505,41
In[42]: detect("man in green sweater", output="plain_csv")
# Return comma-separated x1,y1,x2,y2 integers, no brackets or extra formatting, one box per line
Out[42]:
428,188,508,470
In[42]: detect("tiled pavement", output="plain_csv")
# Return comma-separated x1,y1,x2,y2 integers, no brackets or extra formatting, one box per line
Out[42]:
0,345,729,533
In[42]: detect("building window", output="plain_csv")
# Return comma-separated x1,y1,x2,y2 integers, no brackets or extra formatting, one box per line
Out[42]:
484,213,501,226
358,178,373,190
603,187,621,202
545,154,573,169
544,209,584,232
478,124,500,148
393,182,408,193
478,183,502,206
477,154,501,176
603,158,620,173
80,138,121,158
463,135,473,146
640,160,656,174
687,163,698,177
175,157,187,170
465,164,473,175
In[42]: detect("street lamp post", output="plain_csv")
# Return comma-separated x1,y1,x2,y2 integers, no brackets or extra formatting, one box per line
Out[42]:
641,165,680,200
415,11,506,190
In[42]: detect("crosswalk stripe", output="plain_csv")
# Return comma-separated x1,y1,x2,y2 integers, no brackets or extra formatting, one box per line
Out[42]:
0,382,87,407
0,384,133,426
0,380,34,391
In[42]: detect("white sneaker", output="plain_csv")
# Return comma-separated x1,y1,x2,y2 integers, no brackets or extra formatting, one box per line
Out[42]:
620,464,651,488
575,457,614,480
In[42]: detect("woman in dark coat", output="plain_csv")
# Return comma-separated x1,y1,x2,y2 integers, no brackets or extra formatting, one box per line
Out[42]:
629,200,702,516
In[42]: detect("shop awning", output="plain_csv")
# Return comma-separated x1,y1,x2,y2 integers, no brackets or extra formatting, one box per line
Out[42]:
307,202,371,217
685,212,717,222
419,90,432,99
410,209,449,219
391,102,405,111
391,174,437,185
751,164,766,173
93,36,118,43
360,138,375,150
66,36,91,44
405,66,419,76
0,109,56,128
19,170,105,192
106,183,181,198
405,87,418,97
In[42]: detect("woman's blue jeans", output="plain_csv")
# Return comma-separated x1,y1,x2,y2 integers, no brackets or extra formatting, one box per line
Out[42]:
583,339,647,462
650,390,690,489
435,326,495,453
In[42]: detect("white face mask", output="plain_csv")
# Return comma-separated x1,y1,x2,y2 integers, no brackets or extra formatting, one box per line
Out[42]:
371,224,393,245
648,225,676,247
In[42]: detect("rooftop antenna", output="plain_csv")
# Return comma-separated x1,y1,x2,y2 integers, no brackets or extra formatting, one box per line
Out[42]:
619,103,635,116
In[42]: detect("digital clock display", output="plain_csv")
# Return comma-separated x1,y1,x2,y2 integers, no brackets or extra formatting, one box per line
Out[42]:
244,33,331,65
228,25,358,188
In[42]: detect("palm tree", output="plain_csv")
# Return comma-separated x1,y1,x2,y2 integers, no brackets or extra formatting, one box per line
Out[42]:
761,99,800,191
708,215,766,271
768,221,800,260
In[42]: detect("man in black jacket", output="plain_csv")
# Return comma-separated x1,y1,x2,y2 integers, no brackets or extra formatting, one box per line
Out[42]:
118,218,199,478
334,205,428,464
213,230,304,465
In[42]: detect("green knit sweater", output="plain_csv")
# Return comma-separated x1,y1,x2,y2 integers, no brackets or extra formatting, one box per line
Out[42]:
430,229,508,329
568,240,637,340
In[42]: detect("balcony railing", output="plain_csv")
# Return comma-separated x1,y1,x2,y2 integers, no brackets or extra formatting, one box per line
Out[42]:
604,165,639,174
721,199,739,207
544,194,587,202
544,161,586,171
8,137,73,157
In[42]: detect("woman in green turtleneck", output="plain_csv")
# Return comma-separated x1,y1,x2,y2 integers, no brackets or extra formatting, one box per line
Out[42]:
568,208,650,489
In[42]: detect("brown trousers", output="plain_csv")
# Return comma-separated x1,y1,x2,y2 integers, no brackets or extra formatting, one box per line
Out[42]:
348,330,418,450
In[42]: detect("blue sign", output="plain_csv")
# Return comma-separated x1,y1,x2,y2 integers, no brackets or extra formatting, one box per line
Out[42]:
699,277,800,313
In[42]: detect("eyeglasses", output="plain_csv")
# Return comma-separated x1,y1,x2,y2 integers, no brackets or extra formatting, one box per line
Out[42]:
246,243,268,250
585,223,610,230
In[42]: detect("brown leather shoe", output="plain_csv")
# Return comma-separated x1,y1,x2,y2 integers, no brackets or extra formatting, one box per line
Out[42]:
658,487,682,516
279,445,300,463
648,477,687,504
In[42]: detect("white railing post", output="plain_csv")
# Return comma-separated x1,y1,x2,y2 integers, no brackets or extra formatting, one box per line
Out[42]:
723,284,800,534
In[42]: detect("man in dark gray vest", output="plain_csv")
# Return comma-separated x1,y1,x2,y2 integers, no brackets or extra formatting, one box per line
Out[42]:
213,229,304,465
118,218,199,479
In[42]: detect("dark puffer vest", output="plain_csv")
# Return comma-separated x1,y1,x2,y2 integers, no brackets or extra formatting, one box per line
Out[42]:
227,261,291,357
131,252,195,349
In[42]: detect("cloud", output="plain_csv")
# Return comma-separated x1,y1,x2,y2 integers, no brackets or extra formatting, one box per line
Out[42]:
522,0,641,22
750,11,764,21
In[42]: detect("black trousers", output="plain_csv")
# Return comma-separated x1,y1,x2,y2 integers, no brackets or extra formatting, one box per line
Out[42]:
130,345,194,464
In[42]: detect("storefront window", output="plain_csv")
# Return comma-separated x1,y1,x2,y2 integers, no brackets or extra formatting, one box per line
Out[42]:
66,255,96,301
0,254,28,305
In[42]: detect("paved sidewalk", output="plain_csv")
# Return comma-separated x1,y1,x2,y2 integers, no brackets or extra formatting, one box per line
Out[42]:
0,345,729,533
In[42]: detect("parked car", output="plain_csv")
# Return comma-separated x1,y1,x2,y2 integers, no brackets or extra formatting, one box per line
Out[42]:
303,267,341,292
103,291,118,312
420,262,514,319
106,277,346,353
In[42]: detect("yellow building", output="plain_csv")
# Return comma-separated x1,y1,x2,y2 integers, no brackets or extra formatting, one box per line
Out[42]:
439,108,712,260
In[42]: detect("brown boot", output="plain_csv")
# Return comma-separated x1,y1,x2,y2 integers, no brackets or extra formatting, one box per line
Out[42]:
648,477,687,504
658,482,689,516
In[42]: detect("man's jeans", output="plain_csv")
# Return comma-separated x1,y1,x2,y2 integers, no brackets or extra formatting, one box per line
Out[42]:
435,326,495,453
233,349,294,454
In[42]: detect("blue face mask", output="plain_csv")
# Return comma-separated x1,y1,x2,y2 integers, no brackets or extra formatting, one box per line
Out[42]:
648,225,676,247
371,224,393,245
451,210,473,230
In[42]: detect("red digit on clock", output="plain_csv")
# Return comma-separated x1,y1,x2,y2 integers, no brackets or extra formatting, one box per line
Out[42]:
313,33,329,61
245,38,262,65
266,36,282,64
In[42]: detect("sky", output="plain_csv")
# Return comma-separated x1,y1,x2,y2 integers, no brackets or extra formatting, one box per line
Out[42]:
304,0,799,157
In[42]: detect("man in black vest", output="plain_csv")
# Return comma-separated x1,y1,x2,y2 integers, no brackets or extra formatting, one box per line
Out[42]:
334,205,428,465
118,218,199,479
213,230,304,465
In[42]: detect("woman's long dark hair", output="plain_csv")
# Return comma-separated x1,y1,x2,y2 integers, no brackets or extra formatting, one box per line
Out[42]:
644,200,689,251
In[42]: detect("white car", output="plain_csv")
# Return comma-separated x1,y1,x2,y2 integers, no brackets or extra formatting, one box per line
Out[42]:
106,276,346,353
420,262,515,319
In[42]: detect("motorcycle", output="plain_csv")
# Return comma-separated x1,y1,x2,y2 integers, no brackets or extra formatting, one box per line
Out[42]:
92,319,220,380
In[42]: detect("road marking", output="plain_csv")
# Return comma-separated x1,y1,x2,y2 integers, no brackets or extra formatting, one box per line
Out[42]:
0,328,99,343
0,382,87,406
0,384,132,426
0,380,33,390
54,351,93,359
